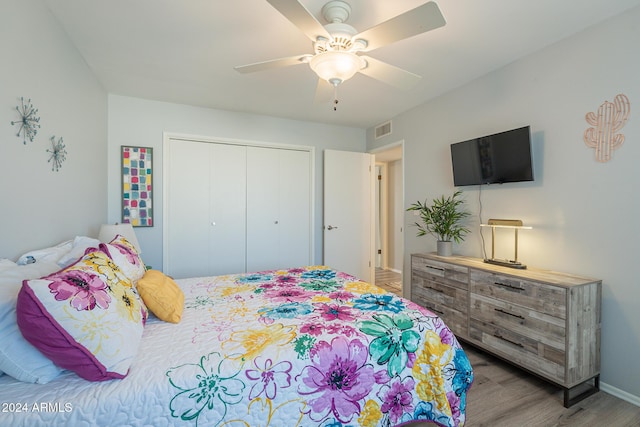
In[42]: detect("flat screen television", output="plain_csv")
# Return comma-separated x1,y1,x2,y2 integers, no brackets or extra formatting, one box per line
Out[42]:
450,125,534,186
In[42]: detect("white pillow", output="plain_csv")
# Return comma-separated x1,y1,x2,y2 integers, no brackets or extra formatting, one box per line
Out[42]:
0,259,17,272
16,239,73,265
56,236,101,268
0,261,64,383
0,258,18,376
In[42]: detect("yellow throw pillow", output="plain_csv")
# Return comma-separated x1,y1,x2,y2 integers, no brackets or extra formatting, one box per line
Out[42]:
136,270,184,323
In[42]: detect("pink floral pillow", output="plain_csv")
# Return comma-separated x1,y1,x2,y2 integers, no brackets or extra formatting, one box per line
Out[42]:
16,250,146,381
100,234,146,283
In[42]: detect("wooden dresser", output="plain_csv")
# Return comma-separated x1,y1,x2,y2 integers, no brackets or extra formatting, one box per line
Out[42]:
411,253,601,407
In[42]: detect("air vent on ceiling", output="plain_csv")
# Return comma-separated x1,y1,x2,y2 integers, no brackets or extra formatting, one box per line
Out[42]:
375,121,392,139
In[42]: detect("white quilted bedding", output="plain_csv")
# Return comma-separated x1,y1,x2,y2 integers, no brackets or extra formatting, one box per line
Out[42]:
0,268,472,427
0,312,183,427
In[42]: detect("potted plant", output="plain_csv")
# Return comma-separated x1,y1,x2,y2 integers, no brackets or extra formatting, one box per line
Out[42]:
407,190,470,256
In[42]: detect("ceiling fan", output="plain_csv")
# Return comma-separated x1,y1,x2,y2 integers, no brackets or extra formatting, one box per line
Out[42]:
234,0,446,108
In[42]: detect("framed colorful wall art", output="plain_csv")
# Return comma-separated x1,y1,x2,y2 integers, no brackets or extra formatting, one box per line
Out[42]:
121,146,153,227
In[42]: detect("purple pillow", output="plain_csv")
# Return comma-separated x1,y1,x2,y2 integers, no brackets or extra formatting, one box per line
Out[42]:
16,250,145,381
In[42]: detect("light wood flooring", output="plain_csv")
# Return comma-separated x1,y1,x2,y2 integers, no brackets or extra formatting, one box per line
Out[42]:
407,344,640,427
375,268,402,296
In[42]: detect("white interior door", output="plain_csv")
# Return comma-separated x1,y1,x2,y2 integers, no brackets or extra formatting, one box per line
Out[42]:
209,143,247,276
246,146,312,272
277,149,312,269
165,139,211,279
246,147,280,272
323,150,375,283
165,139,246,279
165,135,313,278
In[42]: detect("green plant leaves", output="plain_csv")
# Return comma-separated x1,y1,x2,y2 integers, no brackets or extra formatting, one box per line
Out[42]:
407,190,470,243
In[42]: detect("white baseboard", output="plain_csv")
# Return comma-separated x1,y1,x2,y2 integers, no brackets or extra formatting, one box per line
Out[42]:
601,381,640,407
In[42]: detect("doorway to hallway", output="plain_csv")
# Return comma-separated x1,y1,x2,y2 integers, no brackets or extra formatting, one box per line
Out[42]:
372,143,403,296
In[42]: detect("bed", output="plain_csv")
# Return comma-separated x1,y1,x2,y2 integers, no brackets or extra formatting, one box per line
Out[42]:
0,238,472,427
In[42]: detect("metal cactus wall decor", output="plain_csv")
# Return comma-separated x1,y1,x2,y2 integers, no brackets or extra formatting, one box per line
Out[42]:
584,94,630,162
46,136,67,172
11,97,41,144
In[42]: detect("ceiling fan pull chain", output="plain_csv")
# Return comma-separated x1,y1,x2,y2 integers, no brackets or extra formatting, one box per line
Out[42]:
333,83,339,111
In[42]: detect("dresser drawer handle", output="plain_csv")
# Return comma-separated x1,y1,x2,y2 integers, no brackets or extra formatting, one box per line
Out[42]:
494,333,524,348
494,308,525,320
427,286,444,293
429,307,444,315
494,282,525,292
426,265,445,272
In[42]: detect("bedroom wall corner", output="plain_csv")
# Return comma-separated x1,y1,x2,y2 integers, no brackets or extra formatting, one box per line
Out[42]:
0,0,108,260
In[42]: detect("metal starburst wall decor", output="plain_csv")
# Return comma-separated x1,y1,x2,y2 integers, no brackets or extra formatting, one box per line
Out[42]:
47,136,67,172
11,97,41,144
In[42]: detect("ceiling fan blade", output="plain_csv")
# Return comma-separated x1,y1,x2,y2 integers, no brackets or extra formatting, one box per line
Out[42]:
314,78,334,104
358,56,421,90
234,54,311,74
355,1,446,52
267,0,330,41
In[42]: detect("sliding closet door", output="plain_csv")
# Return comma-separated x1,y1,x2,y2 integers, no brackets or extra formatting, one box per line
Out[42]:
165,140,246,278
246,147,311,272
246,147,280,271
165,137,312,277
166,139,211,279
209,143,247,275
278,149,311,268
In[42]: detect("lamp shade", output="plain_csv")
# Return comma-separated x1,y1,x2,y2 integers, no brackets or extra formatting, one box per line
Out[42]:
309,51,365,85
98,223,141,254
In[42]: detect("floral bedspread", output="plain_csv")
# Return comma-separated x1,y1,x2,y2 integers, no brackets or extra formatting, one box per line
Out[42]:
166,266,473,427
0,266,472,427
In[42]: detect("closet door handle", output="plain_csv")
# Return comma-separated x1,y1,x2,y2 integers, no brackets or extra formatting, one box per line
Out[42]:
327,225,338,230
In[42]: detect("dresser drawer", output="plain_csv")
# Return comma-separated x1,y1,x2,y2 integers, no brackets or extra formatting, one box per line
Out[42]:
470,293,565,352
469,319,565,382
412,277,468,337
470,270,566,318
413,293,467,337
412,256,469,290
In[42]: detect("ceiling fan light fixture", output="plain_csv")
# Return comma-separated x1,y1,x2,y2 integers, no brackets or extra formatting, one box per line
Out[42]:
309,51,364,84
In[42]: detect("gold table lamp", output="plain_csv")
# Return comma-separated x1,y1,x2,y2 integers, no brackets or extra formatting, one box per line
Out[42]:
480,219,532,269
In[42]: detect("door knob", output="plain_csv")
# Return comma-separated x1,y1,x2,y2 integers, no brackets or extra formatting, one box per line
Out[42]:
327,225,338,230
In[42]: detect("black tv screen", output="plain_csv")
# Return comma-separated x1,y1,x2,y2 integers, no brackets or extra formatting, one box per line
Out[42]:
450,126,533,186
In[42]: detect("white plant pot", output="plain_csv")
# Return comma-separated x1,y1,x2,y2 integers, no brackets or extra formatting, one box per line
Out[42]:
437,240,453,257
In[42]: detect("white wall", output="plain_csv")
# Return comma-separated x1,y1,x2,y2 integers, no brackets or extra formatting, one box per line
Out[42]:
107,95,366,270
0,0,107,260
368,6,640,403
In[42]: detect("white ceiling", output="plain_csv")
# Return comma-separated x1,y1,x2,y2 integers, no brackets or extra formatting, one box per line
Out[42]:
44,0,640,129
